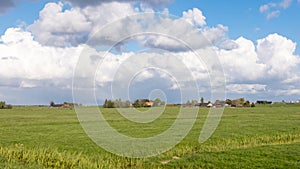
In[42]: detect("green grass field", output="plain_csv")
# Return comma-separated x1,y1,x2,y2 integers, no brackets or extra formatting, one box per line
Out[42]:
0,105,300,168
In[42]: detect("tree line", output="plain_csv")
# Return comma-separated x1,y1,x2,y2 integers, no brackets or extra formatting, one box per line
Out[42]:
103,99,131,108
184,97,255,107
103,98,165,108
0,101,12,109
132,98,165,108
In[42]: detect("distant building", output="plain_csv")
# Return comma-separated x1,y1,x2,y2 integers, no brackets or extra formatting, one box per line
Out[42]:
195,103,212,107
144,101,154,107
231,98,244,107
50,102,77,108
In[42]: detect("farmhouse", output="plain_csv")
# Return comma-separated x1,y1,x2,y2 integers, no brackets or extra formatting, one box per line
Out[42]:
50,102,77,108
145,101,154,107
195,103,212,107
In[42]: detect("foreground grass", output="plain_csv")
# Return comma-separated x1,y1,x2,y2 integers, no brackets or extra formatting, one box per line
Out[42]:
0,105,300,168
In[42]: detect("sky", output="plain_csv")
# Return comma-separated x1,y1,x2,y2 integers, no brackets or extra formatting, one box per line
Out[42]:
0,0,300,105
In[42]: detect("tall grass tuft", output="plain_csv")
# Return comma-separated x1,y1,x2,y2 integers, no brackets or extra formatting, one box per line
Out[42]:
0,144,100,168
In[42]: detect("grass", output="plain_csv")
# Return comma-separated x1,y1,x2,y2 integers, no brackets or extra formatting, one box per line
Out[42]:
0,105,300,168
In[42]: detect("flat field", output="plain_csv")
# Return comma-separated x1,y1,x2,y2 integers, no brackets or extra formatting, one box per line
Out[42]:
0,104,300,168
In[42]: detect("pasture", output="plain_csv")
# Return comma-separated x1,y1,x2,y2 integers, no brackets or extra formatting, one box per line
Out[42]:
0,104,300,168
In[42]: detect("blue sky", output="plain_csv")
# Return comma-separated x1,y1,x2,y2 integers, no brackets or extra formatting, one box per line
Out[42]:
167,0,300,53
1,0,300,52
0,0,300,104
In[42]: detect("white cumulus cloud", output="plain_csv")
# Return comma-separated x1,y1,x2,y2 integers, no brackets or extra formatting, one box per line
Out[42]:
182,8,206,27
257,33,300,78
0,28,82,84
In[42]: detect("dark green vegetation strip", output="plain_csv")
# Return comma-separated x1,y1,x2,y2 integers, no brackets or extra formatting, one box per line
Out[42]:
0,105,300,168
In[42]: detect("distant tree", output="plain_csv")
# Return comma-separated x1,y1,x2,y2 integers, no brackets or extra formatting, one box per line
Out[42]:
244,100,250,107
0,101,12,109
133,99,142,108
103,99,131,108
215,100,226,106
200,97,204,104
226,99,232,105
103,99,107,108
191,99,198,106
153,98,162,107
50,101,55,107
0,101,5,109
250,102,255,107
114,98,122,108
186,100,192,106
107,100,115,108
262,100,267,105
124,100,131,108
103,99,115,108
103,99,108,108
239,98,245,106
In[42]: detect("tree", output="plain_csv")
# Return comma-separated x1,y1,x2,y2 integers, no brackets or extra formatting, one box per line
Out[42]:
103,99,131,108
153,98,162,107
0,101,5,109
0,101,12,109
239,98,245,106
226,99,232,105
50,101,55,107
124,100,131,108
133,99,142,108
186,100,192,106
191,99,198,106
114,98,122,108
103,99,115,108
251,102,255,107
244,100,250,107
103,99,108,108
107,100,115,108
200,97,204,104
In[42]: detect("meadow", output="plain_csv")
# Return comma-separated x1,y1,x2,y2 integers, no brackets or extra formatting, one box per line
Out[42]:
0,104,300,168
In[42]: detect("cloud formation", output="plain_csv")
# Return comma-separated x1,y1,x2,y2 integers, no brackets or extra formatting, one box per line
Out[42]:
28,2,139,47
0,1,300,104
259,0,293,19
257,33,300,78
0,28,82,86
182,8,206,27
64,0,172,7
27,2,229,52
